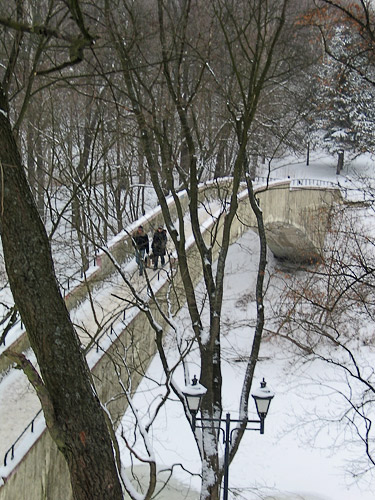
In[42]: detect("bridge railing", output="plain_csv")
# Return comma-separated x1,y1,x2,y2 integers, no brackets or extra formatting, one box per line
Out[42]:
290,178,339,189
0,180,235,474
253,176,340,190
3,410,43,467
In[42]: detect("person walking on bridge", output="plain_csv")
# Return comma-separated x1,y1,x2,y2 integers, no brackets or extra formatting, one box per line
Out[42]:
152,225,167,270
132,225,149,276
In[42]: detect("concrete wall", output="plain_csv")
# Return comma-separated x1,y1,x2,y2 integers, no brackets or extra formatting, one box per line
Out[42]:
253,182,342,262
0,181,342,500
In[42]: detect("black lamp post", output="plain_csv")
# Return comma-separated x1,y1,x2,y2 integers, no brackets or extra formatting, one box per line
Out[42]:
181,374,207,430
251,377,275,434
182,376,274,500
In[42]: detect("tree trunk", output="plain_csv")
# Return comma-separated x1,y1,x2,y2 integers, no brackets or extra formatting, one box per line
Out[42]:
138,139,146,216
36,133,45,220
249,154,258,180
0,84,123,500
306,141,310,166
26,118,36,191
337,149,344,174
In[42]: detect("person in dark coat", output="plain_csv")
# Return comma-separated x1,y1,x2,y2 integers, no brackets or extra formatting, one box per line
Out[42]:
151,225,167,270
132,225,149,276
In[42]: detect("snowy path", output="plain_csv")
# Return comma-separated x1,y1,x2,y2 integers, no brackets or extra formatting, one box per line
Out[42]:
0,202,220,467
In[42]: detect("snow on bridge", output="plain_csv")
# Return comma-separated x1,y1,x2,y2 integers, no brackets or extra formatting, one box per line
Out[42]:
0,176,346,498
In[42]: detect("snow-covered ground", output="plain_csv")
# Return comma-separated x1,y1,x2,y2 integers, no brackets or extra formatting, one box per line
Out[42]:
115,152,375,499
117,227,375,500
1,151,375,499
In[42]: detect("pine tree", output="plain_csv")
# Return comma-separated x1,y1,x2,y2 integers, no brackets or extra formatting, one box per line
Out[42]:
313,25,375,159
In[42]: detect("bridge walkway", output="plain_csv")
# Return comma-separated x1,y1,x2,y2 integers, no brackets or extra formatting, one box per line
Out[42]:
0,201,221,466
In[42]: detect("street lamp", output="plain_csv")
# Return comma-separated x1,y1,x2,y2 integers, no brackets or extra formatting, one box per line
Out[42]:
182,376,274,500
181,374,207,430
251,377,275,434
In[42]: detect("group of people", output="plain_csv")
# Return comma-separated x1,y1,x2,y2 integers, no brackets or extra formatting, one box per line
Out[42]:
132,224,167,276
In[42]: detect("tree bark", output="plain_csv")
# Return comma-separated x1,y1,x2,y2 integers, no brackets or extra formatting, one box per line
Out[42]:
337,149,344,174
0,84,123,500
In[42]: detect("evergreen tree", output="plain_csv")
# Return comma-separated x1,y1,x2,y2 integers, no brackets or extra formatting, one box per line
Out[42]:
312,25,375,158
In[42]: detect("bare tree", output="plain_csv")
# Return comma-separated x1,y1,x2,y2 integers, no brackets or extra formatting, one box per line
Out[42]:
100,0,294,498
0,2,124,499
272,200,375,479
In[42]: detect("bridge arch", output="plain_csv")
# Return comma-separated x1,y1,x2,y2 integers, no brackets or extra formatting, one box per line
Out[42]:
263,220,320,262
241,180,343,263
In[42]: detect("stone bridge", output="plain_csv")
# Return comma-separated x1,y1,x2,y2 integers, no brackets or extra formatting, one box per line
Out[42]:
246,179,342,262
0,178,343,500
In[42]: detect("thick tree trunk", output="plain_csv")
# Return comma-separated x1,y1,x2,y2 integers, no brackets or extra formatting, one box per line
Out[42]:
200,346,221,500
0,85,123,500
